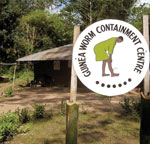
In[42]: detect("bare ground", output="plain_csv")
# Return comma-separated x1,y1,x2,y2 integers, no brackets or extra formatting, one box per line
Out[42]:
0,86,140,114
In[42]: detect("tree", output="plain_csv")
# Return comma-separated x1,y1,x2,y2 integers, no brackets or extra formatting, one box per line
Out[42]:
13,11,73,59
0,0,54,62
127,4,150,32
59,0,137,28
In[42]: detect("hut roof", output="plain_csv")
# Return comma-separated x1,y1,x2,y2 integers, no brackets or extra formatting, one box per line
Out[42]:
17,44,73,62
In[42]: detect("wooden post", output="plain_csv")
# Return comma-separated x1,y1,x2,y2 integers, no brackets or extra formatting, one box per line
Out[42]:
66,26,80,144
70,26,80,102
143,15,149,96
12,64,17,90
66,101,79,144
140,15,150,144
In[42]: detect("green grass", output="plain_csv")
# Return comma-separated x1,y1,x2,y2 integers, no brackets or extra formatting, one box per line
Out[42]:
5,111,140,144
14,70,34,87
0,70,34,99
0,70,34,100
1,70,34,89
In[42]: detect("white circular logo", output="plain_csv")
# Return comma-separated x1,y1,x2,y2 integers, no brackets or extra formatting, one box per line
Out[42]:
73,19,149,96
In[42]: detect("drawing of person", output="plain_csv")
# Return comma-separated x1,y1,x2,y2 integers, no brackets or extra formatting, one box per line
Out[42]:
94,36,123,77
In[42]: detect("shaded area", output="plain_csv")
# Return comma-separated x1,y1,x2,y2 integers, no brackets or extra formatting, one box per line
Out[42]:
79,131,105,143
0,87,140,114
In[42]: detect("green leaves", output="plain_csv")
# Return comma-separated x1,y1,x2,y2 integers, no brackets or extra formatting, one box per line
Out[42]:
0,112,19,142
0,0,64,62
1,0,143,63
13,10,73,58
32,104,46,119
59,0,138,28
128,4,150,32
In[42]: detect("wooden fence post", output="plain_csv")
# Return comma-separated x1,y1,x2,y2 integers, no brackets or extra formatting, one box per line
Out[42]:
66,100,79,144
70,26,80,102
66,26,80,144
12,64,17,90
140,15,150,144
143,15,150,96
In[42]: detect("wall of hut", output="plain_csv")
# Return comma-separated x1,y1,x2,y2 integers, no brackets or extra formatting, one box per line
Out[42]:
33,60,84,87
34,60,72,86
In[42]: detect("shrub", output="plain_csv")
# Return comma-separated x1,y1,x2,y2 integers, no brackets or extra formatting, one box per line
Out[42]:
15,108,30,123
0,112,19,142
16,70,34,81
4,87,13,97
32,104,46,119
120,97,141,117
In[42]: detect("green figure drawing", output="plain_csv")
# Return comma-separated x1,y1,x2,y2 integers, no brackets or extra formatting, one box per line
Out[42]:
94,36,123,77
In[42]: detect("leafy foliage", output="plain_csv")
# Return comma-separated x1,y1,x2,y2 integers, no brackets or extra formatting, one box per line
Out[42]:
15,108,30,124
120,97,141,117
128,3,150,32
0,0,72,63
0,105,54,142
0,0,36,62
59,0,137,28
15,69,34,80
4,87,13,97
13,11,73,59
1,0,147,65
32,104,46,119
0,112,19,142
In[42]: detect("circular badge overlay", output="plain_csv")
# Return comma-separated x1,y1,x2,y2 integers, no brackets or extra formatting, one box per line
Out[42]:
73,19,149,96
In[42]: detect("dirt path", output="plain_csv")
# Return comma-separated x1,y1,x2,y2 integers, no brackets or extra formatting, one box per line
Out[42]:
0,86,140,114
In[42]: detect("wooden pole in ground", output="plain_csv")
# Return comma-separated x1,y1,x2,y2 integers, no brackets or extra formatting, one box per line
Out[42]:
66,100,79,144
140,15,150,144
143,15,150,96
70,26,80,102
12,64,17,90
66,26,80,144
